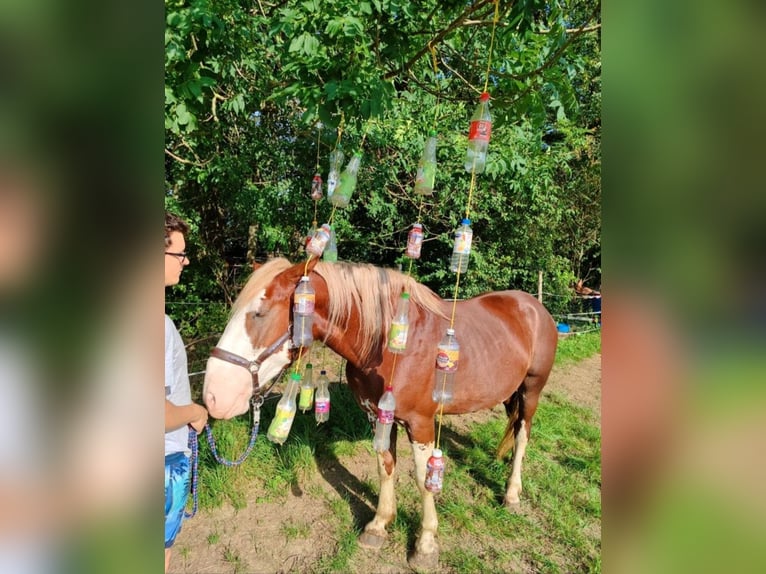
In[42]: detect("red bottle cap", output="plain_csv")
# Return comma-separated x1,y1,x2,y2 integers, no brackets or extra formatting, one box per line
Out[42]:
480,92,490,102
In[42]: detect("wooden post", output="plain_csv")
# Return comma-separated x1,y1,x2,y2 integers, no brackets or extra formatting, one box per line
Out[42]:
247,224,258,266
537,271,543,303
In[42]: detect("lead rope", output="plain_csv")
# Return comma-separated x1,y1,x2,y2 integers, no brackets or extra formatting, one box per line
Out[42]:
185,398,263,518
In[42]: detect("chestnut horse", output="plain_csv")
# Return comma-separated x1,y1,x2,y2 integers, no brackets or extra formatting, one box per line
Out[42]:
203,257,558,569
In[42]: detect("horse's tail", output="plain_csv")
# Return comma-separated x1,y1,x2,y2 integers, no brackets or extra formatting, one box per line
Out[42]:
496,385,525,460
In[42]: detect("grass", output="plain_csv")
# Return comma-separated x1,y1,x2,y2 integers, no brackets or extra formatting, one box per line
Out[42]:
191,334,601,572
555,330,601,367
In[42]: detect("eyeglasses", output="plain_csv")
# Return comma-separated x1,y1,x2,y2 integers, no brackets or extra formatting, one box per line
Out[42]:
165,251,188,262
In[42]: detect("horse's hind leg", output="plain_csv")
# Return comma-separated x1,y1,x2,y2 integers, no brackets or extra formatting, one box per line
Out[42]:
499,374,546,509
359,423,398,549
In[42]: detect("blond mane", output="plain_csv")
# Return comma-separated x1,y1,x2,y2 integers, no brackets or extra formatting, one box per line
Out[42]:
231,257,292,315
315,261,446,364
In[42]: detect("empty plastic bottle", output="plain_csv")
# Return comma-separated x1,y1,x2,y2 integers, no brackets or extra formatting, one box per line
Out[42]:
424,448,445,493
310,173,323,200
298,363,315,412
330,151,362,208
314,370,331,423
292,276,315,347
372,385,396,452
465,92,492,173
405,223,424,259
267,373,301,444
307,223,332,258
326,148,344,199
387,292,410,354
414,131,437,195
450,218,473,273
433,328,459,403
322,227,338,262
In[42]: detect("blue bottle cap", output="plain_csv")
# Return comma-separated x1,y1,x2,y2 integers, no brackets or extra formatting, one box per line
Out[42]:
462,218,471,225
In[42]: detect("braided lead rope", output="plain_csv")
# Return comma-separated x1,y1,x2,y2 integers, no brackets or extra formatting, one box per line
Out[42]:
204,404,262,467
184,427,199,519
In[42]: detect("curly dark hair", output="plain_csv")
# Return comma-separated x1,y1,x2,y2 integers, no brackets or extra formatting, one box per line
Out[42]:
165,211,189,248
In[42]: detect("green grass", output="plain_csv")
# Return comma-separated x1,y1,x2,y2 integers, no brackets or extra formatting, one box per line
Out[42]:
192,335,601,572
555,330,601,367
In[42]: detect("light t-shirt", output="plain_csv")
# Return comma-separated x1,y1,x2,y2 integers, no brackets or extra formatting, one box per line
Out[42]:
165,314,191,456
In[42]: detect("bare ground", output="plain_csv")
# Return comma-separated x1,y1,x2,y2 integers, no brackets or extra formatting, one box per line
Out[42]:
170,354,601,574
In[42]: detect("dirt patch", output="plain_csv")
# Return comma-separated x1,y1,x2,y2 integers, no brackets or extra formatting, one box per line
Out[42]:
170,354,601,574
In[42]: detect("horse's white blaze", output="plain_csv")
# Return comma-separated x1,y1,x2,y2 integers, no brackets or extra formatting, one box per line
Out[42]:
202,289,290,419
505,420,528,504
412,441,439,555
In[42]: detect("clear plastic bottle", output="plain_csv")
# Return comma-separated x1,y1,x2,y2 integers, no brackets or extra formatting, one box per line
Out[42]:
372,385,396,452
322,227,338,262
314,370,331,423
307,223,332,258
298,363,315,412
267,373,301,444
433,328,459,403
414,131,437,195
465,92,492,173
292,276,315,347
310,173,323,200
387,292,410,354
330,151,362,208
424,448,445,493
450,218,473,273
405,223,424,259
326,148,344,199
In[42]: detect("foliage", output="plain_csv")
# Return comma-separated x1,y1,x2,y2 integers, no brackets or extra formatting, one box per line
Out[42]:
164,0,601,342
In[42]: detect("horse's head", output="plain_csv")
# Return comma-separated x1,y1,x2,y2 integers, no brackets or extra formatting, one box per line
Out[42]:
203,258,316,419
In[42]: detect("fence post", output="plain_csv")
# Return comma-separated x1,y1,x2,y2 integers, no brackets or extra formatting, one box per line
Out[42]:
537,271,543,303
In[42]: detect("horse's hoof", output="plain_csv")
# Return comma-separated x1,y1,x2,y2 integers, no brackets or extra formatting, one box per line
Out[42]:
407,549,439,572
504,498,522,514
358,530,386,550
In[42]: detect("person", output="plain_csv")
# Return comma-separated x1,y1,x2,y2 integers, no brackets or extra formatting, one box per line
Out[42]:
164,212,208,573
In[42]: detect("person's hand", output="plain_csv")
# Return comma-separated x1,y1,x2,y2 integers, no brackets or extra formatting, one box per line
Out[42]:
189,403,208,433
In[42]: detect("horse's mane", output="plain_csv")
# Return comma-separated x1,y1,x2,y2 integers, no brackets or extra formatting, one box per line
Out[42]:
315,260,446,364
231,258,293,316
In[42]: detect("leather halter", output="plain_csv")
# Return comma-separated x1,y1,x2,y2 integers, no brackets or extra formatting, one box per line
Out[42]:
210,329,292,402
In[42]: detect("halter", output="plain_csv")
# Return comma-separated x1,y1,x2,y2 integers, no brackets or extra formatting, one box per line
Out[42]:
209,328,292,403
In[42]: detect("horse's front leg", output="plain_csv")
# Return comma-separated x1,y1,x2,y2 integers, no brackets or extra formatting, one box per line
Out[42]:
359,423,398,549
408,440,440,571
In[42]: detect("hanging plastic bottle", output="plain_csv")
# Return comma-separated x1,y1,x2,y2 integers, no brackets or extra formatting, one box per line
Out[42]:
450,218,473,273
465,92,492,173
433,328,459,403
405,223,424,259
326,148,344,199
307,223,332,258
414,131,437,195
424,448,445,493
293,276,315,347
387,292,410,354
322,227,338,262
330,151,362,208
372,385,396,452
266,373,301,444
310,173,323,201
298,363,315,412
314,370,331,423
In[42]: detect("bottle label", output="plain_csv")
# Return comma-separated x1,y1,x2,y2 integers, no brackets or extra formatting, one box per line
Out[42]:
425,457,445,493
388,322,409,351
310,175,323,200
268,405,295,441
327,171,339,196
294,293,315,315
314,399,330,414
377,408,395,425
453,229,473,254
406,230,423,258
307,230,330,257
435,347,459,372
298,387,314,410
468,120,492,142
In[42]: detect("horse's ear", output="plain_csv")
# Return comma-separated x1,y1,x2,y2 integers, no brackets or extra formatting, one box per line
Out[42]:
252,261,263,272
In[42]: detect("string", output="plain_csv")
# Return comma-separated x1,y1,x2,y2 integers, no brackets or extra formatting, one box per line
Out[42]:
483,0,501,94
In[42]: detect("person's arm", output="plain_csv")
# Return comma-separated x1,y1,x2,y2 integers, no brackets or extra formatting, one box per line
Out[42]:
165,400,208,433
